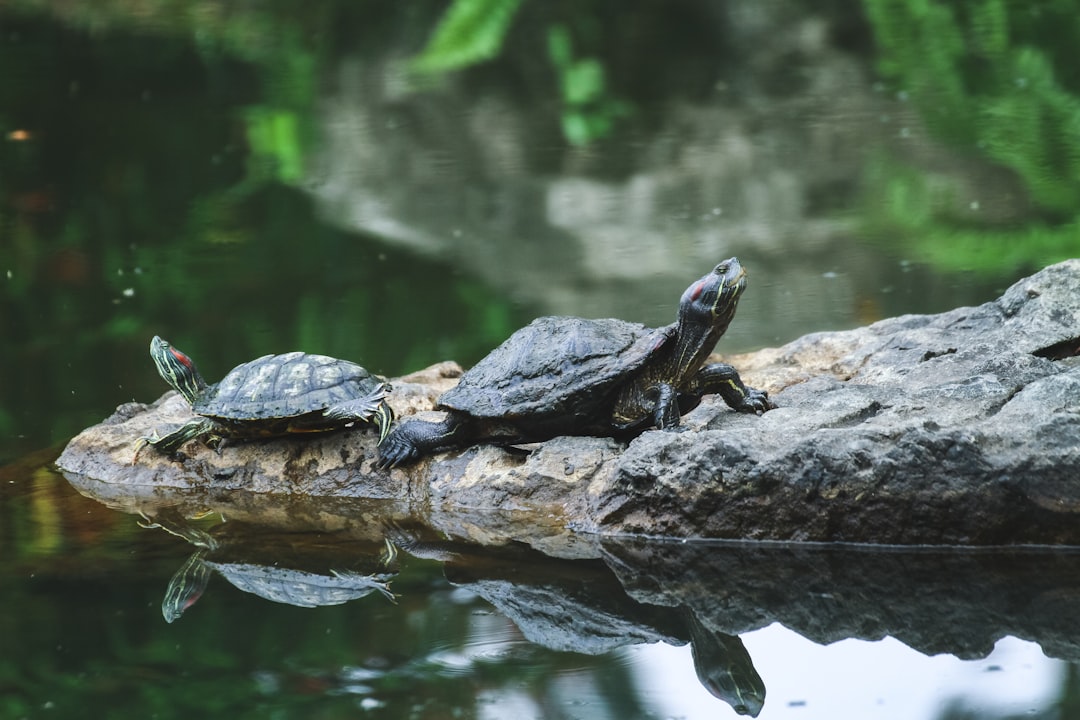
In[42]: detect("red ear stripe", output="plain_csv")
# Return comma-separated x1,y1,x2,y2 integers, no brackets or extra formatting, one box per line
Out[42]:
690,281,705,301
170,347,195,370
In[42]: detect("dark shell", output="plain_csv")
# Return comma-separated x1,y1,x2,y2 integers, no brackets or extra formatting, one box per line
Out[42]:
439,316,673,419
193,352,383,420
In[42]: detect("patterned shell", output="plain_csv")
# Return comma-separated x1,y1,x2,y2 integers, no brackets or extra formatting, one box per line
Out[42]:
192,352,383,420
439,316,673,419
205,562,394,607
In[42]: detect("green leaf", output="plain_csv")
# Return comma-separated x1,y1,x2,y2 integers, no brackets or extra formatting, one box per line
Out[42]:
561,111,591,147
547,24,573,69
412,0,524,73
244,108,304,184
563,59,605,106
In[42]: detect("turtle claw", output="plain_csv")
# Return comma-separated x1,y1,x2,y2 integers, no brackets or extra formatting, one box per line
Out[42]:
133,431,179,463
737,388,775,415
375,437,418,470
132,436,152,464
375,421,428,469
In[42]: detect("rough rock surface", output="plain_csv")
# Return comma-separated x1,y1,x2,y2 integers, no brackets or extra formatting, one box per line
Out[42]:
58,261,1080,545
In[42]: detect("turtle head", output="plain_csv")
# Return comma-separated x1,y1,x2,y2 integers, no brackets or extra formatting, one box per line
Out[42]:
678,257,747,334
150,336,208,405
669,258,748,380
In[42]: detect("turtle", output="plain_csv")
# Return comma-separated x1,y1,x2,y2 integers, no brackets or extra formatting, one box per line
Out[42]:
141,336,394,456
161,551,398,622
377,257,773,468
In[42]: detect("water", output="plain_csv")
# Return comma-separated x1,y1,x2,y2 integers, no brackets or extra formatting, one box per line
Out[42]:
7,470,1079,718
3,3,1078,718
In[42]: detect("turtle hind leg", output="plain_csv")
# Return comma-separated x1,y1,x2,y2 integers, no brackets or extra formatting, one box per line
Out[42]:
137,418,216,458
375,414,471,469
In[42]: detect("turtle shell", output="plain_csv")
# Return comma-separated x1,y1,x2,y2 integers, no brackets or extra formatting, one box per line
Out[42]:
193,352,383,420
439,316,673,420
204,562,394,607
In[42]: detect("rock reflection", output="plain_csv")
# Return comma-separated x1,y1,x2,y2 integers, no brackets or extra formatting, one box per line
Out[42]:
600,539,1080,662
65,470,1080,717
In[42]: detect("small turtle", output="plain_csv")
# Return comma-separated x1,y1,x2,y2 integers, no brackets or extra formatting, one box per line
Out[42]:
378,257,772,468
142,336,394,455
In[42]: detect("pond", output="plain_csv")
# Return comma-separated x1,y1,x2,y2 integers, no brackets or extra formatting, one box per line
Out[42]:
3,2,1079,718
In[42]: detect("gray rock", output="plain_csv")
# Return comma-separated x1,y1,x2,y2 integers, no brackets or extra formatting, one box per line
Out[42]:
58,261,1080,545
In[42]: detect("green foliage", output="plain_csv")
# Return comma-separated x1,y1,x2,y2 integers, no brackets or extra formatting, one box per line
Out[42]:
864,0,1080,212
861,0,1080,272
547,24,630,146
862,152,1080,273
411,1,631,145
244,108,305,184
412,0,525,73
977,47,1080,213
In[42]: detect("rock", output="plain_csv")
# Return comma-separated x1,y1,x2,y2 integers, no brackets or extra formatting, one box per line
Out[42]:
58,262,1080,545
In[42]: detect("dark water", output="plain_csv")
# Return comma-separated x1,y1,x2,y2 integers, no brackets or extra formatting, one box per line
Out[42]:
3,3,1079,718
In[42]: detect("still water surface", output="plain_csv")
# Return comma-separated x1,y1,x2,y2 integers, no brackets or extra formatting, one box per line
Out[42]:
2,4,1077,718
7,470,1078,719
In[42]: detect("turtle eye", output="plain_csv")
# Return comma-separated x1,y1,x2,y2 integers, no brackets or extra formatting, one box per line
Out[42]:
715,262,729,276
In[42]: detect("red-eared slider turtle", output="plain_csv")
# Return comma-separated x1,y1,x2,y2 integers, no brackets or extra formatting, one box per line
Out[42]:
142,336,394,455
377,257,772,468
161,551,397,622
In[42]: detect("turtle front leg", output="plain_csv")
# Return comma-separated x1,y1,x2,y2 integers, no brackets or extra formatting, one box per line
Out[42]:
138,417,217,457
322,384,395,444
690,363,775,415
651,382,682,429
648,382,714,429
376,414,471,469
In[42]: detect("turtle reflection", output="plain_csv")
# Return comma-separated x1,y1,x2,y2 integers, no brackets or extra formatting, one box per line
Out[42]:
686,609,765,716
388,524,767,717
147,513,398,623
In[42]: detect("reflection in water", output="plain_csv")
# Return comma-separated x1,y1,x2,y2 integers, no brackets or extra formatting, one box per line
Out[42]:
740,630,1067,720
149,514,399,622
161,550,212,622
387,524,769,715
162,550,398,622
57,470,1080,719
686,609,766,716
142,509,768,716
138,507,218,549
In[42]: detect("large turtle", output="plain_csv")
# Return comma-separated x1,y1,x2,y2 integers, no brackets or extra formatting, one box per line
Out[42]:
377,257,772,468
141,336,394,455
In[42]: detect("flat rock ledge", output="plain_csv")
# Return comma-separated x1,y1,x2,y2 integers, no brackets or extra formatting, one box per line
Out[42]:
58,261,1080,545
